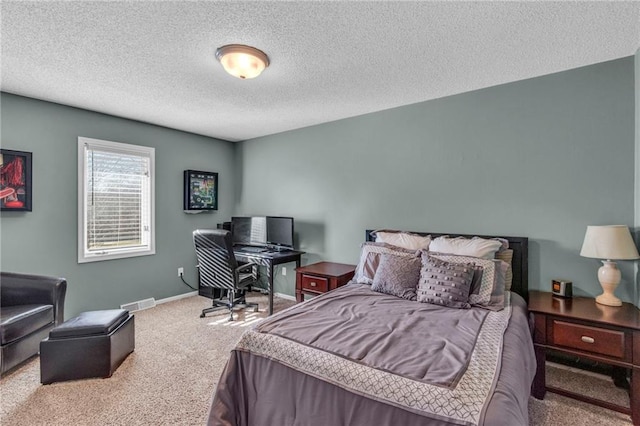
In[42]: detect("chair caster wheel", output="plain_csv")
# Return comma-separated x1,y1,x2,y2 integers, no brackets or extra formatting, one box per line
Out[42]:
200,313,205,318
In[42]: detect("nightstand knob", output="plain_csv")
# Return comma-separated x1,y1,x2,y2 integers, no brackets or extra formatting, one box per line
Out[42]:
581,336,595,344
310,281,317,287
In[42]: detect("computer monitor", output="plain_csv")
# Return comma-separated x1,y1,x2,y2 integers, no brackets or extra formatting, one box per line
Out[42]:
231,216,266,246
266,216,294,248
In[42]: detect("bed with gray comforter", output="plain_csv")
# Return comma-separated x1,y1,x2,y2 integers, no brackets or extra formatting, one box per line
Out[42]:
209,282,535,426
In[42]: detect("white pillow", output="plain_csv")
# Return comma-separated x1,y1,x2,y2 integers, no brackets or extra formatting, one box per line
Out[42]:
374,231,431,250
429,236,503,259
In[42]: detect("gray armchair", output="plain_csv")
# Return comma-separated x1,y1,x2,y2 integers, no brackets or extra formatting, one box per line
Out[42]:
1,272,67,375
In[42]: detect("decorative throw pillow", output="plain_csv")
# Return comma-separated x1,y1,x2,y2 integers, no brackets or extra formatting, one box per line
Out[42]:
469,264,484,295
429,236,504,259
353,242,419,285
373,230,431,250
428,251,508,311
495,249,514,291
371,253,421,300
417,254,474,308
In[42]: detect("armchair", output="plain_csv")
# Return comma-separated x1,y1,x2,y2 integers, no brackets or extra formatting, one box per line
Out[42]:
193,229,259,321
1,272,67,375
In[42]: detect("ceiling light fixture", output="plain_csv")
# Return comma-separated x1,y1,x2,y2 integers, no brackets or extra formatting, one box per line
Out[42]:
215,44,270,80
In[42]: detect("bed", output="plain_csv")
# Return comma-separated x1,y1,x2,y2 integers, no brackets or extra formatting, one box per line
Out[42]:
209,230,535,426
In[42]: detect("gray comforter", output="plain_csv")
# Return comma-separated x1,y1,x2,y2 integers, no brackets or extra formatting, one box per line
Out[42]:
209,283,535,426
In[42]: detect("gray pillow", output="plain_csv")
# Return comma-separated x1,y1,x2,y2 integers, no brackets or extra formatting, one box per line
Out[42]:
469,265,484,295
371,253,421,300
417,254,474,309
354,242,419,285
427,251,508,311
495,249,514,290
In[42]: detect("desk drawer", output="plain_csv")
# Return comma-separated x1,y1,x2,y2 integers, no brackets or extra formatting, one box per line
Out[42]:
552,320,625,359
301,274,329,293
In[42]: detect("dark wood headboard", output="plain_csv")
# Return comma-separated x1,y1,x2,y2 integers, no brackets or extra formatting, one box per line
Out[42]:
365,230,529,301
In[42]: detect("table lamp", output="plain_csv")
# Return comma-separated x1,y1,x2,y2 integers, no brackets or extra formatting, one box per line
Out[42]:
580,225,639,306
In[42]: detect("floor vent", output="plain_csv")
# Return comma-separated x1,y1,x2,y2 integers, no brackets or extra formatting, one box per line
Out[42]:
120,297,156,312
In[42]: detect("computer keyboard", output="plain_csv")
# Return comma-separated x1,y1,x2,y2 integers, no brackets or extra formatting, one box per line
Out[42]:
238,246,267,253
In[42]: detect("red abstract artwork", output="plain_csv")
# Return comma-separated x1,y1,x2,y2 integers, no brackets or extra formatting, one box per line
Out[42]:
0,149,32,211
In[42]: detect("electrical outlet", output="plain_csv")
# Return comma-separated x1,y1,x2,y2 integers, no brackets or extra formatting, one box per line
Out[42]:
282,267,287,276
178,267,184,277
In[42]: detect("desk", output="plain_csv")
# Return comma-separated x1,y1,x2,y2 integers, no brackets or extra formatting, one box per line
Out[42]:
234,248,304,315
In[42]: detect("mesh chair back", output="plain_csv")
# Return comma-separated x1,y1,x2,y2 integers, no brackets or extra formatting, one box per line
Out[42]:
193,229,238,291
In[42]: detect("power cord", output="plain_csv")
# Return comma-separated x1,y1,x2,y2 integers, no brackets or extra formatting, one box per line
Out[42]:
180,274,198,291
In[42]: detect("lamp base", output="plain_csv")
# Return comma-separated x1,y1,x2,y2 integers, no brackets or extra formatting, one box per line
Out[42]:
595,292,622,307
595,260,622,307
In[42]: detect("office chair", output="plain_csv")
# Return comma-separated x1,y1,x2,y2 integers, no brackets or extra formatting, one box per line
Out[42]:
193,229,259,321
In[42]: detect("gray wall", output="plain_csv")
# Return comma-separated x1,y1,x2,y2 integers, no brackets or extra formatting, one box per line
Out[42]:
237,57,637,302
2,56,636,310
1,93,234,318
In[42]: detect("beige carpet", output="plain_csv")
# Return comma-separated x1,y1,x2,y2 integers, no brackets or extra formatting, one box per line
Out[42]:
0,293,633,425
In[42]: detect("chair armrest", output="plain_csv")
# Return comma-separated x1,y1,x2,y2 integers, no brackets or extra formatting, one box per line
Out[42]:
234,263,258,283
1,272,67,324
235,263,257,274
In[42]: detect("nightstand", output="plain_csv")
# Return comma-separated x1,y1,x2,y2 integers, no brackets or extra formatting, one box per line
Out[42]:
528,290,640,425
295,262,356,302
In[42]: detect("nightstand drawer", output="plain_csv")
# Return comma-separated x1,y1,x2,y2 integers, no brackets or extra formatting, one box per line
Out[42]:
552,320,625,359
300,274,329,293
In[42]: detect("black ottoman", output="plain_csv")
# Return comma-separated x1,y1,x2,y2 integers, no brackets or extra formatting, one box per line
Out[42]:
40,309,134,384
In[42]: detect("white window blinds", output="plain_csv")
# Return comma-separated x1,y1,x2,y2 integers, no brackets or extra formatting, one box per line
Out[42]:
78,137,155,263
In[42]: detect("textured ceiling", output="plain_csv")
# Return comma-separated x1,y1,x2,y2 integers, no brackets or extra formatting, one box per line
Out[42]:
1,1,639,142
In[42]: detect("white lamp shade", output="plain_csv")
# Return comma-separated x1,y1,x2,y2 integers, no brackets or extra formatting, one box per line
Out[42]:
580,225,640,260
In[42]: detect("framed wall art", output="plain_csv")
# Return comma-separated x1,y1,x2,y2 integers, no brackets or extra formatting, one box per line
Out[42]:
1,149,32,211
183,170,218,212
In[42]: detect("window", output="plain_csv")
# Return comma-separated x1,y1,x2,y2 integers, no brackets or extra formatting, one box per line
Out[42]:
78,137,155,263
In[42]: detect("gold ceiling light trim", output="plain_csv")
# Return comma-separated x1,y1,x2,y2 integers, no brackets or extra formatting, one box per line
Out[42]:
215,44,270,80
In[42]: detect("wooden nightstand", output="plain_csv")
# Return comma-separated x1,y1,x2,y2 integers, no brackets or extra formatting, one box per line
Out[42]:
528,290,640,425
295,262,356,302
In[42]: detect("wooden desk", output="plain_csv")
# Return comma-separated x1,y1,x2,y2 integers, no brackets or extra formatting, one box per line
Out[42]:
234,249,304,315
528,291,640,425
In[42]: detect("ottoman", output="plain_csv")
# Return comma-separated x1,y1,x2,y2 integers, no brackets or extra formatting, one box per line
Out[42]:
40,309,134,384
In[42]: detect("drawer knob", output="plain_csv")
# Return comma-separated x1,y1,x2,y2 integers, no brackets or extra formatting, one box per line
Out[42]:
310,281,317,287
581,336,595,344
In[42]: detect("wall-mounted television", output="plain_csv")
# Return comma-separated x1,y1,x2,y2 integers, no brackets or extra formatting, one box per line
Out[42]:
183,170,218,211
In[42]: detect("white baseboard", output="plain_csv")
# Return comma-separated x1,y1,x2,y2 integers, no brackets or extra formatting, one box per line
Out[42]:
156,291,197,305
274,292,296,301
